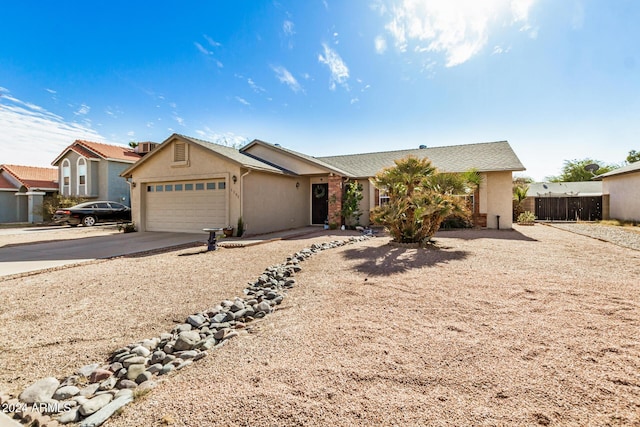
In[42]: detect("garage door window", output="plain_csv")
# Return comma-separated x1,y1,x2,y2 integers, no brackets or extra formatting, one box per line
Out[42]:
206,182,216,190
165,184,173,192
195,183,205,190
175,184,183,191
156,185,163,192
147,185,153,192
218,182,226,190
185,183,193,191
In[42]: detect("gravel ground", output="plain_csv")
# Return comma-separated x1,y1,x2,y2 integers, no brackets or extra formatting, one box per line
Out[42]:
0,225,119,247
548,222,640,251
1,225,640,426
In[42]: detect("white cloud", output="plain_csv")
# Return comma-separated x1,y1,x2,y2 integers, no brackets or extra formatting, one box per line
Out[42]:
318,43,349,90
75,103,90,116
174,115,185,126
384,0,538,67
194,127,249,148
0,89,104,167
203,35,221,47
194,42,212,55
235,96,250,106
127,131,135,137
283,20,295,36
375,36,387,54
350,97,359,104
45,88,57,94
247,78,266,93
271,65,303,93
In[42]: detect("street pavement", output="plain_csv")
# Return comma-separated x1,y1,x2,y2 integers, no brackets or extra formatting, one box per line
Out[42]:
0,231,205,277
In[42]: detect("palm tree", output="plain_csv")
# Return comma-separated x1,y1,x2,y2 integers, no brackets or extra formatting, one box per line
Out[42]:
372,156,472,246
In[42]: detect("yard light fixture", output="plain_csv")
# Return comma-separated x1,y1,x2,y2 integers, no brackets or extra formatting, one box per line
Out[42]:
232,175,237,184
296,181,300,189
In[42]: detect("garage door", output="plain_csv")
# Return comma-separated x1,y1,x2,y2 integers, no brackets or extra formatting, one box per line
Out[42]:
145,180,227,232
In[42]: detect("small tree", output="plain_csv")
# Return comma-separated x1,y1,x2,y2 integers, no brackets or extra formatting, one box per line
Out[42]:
371,156,471,246
513,185,529,219
546,158,617,182
341,181,363,227
627,150,640,164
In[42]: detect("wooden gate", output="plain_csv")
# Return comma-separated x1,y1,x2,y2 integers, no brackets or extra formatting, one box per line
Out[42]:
535,196,602,221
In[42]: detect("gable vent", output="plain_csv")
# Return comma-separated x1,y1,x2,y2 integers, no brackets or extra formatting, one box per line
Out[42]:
174,142,186,162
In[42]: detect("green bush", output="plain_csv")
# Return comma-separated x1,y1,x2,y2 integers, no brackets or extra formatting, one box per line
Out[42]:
237,216,244,237
38,194,87,222
517,211,536,224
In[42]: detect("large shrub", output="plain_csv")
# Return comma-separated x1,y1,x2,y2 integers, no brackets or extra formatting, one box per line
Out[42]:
371,156,472,246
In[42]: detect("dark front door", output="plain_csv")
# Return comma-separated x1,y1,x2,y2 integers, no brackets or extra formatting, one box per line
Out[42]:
311,183,329,224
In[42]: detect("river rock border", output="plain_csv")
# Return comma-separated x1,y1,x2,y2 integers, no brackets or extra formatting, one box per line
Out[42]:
0,236,371,427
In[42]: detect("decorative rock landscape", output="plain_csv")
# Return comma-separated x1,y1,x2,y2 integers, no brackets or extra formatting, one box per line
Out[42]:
0,236,371,427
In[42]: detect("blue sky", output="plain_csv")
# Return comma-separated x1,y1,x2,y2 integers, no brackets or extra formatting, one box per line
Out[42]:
1,0,638,181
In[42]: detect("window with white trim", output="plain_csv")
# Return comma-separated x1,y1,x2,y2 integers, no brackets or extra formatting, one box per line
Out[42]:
62,159,71,196
379,188,390,206
77,157,87,195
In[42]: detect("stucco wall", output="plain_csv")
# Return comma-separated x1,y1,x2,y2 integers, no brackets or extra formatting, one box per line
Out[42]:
128,139,242,232
106,162,132,205
243,145,328,175
243,172,310,235
0,191,18,222
351,179,370,226
484,171,514,229
603,172,640,221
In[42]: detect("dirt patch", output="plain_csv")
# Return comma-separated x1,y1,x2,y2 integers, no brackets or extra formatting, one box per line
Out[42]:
1,226,640,426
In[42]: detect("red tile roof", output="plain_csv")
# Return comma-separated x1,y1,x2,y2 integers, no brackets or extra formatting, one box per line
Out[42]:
0,164,58,190
75,140,141,162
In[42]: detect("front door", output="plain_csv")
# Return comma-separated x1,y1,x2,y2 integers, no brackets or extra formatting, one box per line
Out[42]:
311,183,329,224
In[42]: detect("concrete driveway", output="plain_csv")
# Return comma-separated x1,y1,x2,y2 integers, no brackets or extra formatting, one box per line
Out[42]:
0,231,205,277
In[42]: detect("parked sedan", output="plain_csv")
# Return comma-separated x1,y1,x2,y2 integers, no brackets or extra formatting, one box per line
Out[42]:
53,201,131,227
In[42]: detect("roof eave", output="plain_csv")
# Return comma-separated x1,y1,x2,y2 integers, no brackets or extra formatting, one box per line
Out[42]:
242,139,354,177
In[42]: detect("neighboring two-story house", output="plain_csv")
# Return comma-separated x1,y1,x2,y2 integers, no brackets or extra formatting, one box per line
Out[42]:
51,140,143,206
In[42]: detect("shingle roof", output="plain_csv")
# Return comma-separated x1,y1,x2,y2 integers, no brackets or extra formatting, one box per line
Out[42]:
242,140,354,177
595,161,640,179
177,135,288,174
318,141,525,177
0,164,58,190
53,140,140,165
526,181,603,197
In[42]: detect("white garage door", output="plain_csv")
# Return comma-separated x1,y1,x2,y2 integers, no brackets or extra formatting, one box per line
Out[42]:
145,180,227,232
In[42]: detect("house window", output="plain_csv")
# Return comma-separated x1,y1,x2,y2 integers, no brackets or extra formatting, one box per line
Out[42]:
379,188,390,206
77,158,87,195
62,159,70,196
172,142,188,166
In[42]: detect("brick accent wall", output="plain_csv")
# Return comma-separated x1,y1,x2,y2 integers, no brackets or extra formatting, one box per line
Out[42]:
328,175,343,225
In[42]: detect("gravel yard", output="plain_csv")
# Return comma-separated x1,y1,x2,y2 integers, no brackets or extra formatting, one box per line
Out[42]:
1,225,640,426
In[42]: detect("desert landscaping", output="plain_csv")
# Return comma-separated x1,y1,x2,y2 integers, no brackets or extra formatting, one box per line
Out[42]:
1,224,640,426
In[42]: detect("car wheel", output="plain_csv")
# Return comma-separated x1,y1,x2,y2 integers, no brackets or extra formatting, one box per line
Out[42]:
82,216,97,227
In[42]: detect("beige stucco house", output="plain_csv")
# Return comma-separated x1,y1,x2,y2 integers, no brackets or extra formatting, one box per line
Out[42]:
121,134,525,235
595,161,640,222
